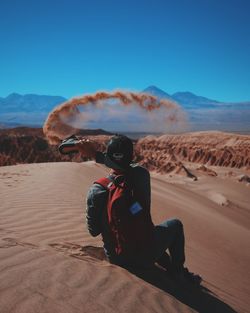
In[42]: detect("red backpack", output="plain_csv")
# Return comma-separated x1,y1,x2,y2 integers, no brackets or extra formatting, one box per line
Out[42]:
95,174,154,262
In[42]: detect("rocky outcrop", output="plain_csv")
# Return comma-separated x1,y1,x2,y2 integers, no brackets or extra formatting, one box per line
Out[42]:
238,175,250,183
0,134,69,166
0,127,109,166
136,131,250,170
134,146,197,179
1,129,250,178
196,165,217,176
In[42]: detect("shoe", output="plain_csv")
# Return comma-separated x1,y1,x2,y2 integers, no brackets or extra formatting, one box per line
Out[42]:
156,252,172,271
174,267,202,286
59,135,80,155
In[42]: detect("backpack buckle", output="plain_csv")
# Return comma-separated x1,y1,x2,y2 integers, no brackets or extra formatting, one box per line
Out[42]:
107,182,113,188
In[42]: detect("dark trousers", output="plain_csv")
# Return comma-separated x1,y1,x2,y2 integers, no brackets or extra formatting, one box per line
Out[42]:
154,218,185,272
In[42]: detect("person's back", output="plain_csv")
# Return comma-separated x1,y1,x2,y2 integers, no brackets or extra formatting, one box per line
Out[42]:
86,135,154,266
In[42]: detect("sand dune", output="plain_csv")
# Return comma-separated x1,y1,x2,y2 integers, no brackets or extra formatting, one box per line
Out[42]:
0,161,249,313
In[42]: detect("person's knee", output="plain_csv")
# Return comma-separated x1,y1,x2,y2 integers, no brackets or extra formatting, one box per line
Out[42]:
172,218,184,230
157,218,184,233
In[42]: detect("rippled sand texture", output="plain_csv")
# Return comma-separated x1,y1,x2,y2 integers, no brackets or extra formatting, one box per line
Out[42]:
0,162,249,313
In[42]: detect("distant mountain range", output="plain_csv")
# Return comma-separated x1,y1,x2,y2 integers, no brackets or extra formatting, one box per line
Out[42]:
143,86,250,132
143,86,250,109
0,93,67,128
0,88,250,131
0,93,66,113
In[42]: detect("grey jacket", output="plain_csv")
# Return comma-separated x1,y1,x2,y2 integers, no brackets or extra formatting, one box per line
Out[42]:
86,164,151,259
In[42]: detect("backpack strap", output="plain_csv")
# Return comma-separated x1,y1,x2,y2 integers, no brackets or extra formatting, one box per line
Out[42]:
95,177,112,190
95,174,127,189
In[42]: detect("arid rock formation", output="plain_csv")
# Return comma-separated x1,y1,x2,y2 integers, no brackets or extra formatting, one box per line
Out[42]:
1,129,250,178
0,127,110,166
135,131,250,173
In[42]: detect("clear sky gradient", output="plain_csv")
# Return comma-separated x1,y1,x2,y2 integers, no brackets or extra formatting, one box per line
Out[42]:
0,0,249,102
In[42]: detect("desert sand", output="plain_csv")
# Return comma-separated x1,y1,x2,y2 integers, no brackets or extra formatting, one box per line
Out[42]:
0,158,249,313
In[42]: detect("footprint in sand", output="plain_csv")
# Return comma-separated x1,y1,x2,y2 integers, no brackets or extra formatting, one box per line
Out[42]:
0,237,39,249
0,228,15,235
49,242,106,261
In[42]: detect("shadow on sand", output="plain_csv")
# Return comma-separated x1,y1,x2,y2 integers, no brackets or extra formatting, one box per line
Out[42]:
127,265,237,313
82,246,236,313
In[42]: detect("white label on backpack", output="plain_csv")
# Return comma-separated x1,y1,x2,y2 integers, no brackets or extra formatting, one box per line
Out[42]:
129,202,143,215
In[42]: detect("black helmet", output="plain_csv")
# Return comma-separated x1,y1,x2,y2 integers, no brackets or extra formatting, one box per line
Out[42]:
104,134,133,170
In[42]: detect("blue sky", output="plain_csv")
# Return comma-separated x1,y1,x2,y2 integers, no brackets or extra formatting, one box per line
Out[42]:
0,0,249,102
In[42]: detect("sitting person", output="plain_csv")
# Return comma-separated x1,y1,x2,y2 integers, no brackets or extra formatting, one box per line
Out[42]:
61,134,202,285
